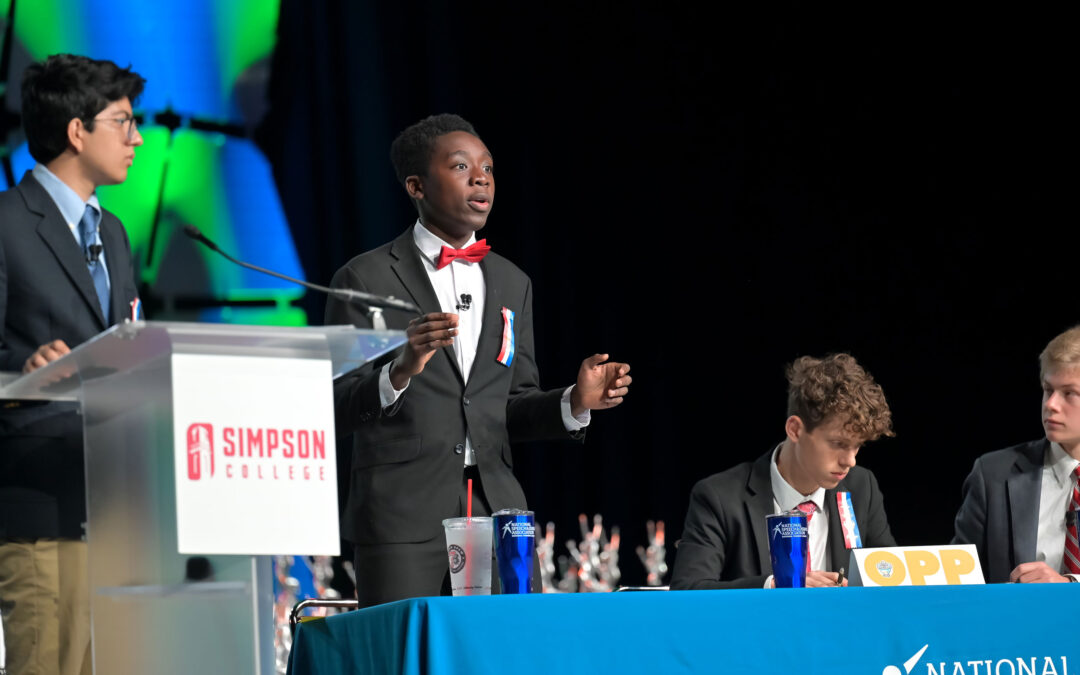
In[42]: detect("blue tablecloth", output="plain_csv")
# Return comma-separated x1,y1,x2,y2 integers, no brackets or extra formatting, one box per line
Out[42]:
288,586,1080,675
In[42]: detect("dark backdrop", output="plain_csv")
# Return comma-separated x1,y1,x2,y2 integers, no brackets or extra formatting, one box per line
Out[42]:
258,2,1075,585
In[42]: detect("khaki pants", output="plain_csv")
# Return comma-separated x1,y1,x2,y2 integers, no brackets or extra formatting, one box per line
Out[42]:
0,540,91,675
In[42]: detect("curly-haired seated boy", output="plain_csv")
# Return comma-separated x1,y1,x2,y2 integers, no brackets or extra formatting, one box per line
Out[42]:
670,353,896,589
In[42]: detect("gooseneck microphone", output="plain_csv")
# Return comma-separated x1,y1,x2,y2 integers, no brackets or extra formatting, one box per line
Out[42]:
182,225,420,315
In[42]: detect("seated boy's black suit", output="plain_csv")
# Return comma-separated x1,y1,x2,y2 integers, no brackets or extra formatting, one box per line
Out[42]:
951,439,1047,584
671,449,896,589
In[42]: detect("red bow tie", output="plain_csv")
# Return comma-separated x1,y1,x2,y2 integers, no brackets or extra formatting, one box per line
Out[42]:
435,239,491,270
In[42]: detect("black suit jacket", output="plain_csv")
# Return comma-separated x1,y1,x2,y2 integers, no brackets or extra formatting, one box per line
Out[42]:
325,228,579,546
670,449,896,589
0,171,139,538
951,439,1045,583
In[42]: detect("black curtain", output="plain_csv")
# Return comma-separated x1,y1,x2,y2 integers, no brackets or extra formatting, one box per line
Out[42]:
260,1,1074,585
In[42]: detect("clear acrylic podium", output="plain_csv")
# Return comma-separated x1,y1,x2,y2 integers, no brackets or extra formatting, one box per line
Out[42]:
0,321,404,675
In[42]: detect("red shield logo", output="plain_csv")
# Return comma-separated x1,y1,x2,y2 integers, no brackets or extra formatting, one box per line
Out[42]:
186,424,214,480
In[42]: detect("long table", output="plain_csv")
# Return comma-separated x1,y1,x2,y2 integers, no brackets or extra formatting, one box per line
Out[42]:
287,585,1080,674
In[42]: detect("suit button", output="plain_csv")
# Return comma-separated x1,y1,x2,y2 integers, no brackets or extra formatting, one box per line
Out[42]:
454,444,464,455
463,397,470,406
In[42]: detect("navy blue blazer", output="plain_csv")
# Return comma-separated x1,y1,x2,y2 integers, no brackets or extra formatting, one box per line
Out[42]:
0,171,139,538
0,171,139,370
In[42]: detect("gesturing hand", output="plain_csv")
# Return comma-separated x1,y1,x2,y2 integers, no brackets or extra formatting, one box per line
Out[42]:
389,313,458,389
570,353,631,417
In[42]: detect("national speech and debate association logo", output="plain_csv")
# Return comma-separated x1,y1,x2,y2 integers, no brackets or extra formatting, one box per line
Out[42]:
187,423,214,480
883,644,928,675
884,643,1072,675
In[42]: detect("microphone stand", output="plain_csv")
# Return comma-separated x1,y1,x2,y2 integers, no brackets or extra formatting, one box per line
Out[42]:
182,225,420,325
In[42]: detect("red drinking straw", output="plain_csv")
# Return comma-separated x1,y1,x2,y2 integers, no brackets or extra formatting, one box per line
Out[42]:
465,478,474,593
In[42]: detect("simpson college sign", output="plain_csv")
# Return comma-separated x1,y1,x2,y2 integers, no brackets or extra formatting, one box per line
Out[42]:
172,353,339,555
185,422,329,482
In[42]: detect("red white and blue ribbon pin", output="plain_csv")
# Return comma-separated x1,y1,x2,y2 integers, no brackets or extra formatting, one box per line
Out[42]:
129,297,142,322
836,491,863,549
496,306,515,367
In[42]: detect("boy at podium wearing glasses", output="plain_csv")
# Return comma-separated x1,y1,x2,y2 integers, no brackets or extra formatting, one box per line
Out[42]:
671,353,897,589
953,326,1080,583
325,114,632,607
0,54,145,675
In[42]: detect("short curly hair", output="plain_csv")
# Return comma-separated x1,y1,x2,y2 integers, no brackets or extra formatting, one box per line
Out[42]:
1039,325,1080,380
389,113,479,187
786,353,894,441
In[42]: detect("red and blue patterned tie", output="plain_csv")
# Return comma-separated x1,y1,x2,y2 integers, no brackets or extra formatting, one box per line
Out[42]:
1065,466,1080,575
796,501,816,573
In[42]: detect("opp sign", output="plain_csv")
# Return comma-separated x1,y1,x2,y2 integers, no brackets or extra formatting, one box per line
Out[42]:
847,545,985,586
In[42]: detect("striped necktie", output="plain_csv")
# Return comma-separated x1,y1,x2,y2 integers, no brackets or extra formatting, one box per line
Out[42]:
1065,466,1080,575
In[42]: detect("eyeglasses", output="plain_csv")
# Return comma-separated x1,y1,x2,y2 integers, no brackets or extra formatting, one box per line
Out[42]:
91,114,139,140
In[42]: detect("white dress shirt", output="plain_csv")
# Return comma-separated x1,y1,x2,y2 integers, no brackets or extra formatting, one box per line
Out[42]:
379,221,589,465
770,444,830,571
1035,442,1080,579
762,444,830,588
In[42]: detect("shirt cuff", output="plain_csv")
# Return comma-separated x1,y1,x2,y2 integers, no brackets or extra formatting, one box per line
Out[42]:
561,385,590,430
764,575,775,589
379,362,408,408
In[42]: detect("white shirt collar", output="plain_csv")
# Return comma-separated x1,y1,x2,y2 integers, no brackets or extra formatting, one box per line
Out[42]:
32,163,101,228
770,443,826,513
1045,441,1080,487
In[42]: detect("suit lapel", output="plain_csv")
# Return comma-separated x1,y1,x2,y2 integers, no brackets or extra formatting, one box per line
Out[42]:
1006,440,1044,567
824,488,848,573
389,229,464,383
745,452,775,573
22,175,107,329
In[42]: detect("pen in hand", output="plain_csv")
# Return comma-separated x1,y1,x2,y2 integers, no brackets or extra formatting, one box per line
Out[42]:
836,567,846,587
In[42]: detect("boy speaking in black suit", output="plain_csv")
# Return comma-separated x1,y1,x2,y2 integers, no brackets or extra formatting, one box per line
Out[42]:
0,54,145,675
953,326,1080,583
671,353,896,589
325,114,632,607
